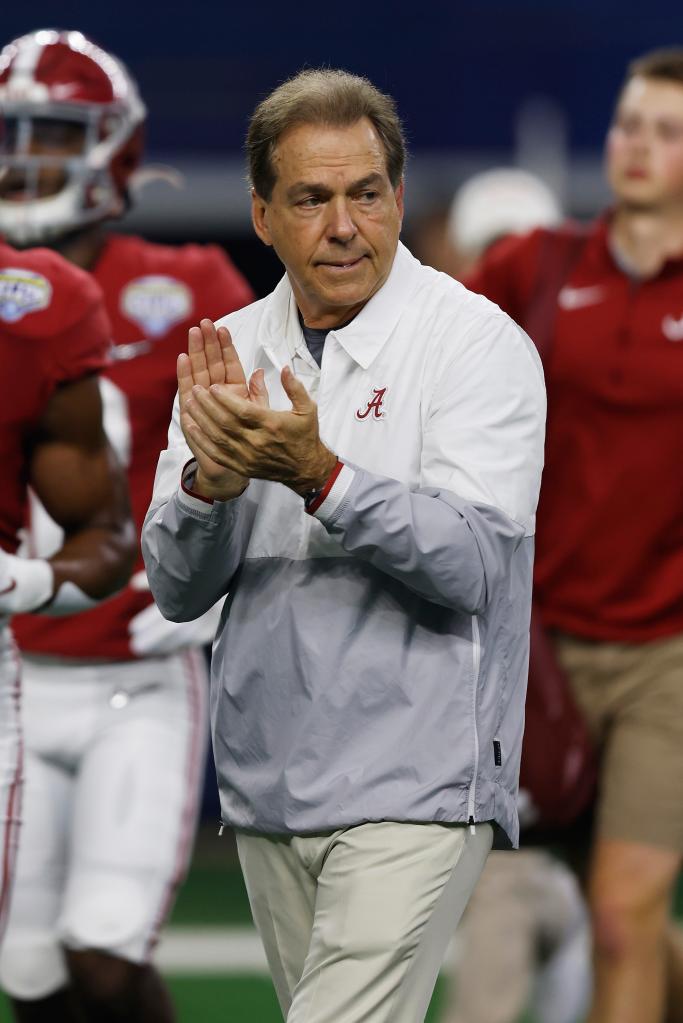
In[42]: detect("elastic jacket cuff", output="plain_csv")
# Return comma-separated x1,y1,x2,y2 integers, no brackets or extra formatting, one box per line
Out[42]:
306,461,354,520
179,459,215,513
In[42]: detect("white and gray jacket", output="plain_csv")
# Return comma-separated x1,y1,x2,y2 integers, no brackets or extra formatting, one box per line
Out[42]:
142,243,546,847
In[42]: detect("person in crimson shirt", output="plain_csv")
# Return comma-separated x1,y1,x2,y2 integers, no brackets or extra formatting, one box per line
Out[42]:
438,169,591,1023
466,48,683,1023
0,237,135,938
0,30,253,1023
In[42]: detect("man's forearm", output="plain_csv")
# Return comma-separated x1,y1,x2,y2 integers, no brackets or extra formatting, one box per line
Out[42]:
142,476,247,623
48,521,137,608
0,520,135,616
311,463,525,614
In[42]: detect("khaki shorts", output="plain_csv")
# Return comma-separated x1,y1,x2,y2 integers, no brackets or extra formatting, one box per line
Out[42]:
555,630,683,851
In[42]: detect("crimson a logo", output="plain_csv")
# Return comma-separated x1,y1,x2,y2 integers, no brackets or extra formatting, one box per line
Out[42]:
355,387,387,421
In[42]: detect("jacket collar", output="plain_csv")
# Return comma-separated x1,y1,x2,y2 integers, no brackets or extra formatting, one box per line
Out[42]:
261,242,422,371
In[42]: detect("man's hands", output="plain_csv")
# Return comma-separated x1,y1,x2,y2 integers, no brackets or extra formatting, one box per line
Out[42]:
178,320,254,501
179,319,337,499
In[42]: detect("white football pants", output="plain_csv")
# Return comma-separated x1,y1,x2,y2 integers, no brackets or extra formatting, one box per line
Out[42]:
0,625,22,942
0,648,208,999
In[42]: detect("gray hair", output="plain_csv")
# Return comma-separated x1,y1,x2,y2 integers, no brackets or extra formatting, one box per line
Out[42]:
246,68,406,200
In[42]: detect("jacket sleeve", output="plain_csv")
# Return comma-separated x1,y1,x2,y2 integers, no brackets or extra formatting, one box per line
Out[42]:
310,314,546,614
141,395,253,622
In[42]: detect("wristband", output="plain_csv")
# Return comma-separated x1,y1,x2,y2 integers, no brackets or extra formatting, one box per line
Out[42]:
0,555,54,614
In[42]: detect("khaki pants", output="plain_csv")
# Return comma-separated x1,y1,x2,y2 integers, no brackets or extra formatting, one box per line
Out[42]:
236,820,493,1023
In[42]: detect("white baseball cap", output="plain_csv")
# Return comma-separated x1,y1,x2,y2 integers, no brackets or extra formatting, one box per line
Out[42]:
448,168,562,257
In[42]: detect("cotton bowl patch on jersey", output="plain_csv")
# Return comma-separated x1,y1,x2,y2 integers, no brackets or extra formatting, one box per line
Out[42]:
0,267,52,323
120,275,193,338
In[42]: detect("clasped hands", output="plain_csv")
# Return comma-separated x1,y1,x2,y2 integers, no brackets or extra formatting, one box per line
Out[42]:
177,319,337,502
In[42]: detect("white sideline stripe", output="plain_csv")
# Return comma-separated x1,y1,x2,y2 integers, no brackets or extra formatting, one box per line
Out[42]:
154,926,461,975
156,926,267,974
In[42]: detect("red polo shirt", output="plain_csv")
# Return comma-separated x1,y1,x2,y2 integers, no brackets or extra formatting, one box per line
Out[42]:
467,217,683,642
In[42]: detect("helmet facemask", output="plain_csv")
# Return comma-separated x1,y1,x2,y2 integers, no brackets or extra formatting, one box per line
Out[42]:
0,29,146,248
0,102,135,246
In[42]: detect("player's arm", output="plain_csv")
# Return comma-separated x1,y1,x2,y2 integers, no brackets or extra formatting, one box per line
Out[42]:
0,374,136,615
31,372,136,606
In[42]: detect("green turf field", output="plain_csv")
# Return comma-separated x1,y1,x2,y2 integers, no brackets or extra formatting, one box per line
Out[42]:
0,826,680,1022
0,974,499,1022
0,973,492,1023
0,976,530,1022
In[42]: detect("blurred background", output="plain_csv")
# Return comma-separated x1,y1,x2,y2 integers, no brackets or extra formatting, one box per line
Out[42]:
5,0,683,295
2,1,682,1020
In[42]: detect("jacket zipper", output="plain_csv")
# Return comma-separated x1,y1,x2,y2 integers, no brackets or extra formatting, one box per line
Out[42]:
467,615,481,834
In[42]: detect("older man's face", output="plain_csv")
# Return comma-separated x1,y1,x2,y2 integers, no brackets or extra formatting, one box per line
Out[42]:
252,118,404,329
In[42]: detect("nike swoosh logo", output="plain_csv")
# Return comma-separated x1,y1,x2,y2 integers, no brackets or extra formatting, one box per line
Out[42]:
0,579,17,597
557,285,605,310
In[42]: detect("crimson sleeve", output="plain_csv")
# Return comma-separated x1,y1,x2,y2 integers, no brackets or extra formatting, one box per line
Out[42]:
193,245,255,322
49,296,112,385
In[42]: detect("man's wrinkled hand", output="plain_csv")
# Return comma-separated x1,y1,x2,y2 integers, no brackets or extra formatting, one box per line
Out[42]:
177,319,260,501
184,363,337,495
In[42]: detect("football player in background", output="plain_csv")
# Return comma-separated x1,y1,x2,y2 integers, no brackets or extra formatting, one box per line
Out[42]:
0,234,135,937
0,29,253,1022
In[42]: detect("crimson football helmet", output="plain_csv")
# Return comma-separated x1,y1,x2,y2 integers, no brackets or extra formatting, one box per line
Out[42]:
0,29,146,245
